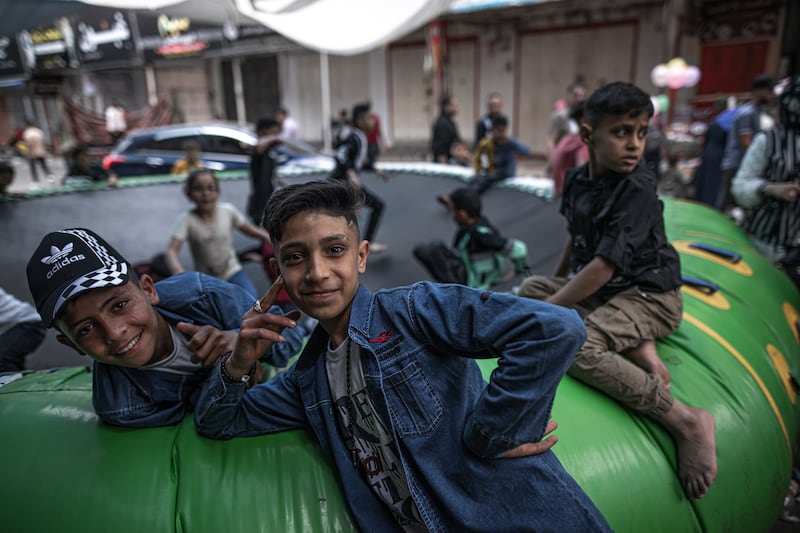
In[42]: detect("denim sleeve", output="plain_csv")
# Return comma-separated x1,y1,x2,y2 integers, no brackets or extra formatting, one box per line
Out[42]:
407,282,586,458
194,364,309,439
92,364,190,428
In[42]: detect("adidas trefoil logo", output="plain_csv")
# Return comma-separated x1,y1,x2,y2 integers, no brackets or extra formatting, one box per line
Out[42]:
41,243,74,265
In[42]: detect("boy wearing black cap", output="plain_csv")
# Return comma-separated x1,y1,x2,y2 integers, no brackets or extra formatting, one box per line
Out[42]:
26,228,304,428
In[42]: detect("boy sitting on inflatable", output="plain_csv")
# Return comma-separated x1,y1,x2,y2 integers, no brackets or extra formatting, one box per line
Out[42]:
193,180,612,532
517,82,718,500
25,228,305,428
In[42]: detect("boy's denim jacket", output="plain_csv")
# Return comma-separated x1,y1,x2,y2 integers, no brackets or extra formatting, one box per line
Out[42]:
92,272,305,428
195,282,610,532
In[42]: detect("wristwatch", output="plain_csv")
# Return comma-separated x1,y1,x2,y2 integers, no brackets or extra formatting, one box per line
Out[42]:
219,352,256,383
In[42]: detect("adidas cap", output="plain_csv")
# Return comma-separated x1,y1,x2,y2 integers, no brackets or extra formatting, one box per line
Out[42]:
26,228,131,328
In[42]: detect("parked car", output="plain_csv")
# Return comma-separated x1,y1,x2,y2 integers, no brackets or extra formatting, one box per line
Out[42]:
102,122,332,177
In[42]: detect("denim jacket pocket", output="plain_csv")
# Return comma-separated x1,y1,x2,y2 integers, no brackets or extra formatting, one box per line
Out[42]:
382,359,443,437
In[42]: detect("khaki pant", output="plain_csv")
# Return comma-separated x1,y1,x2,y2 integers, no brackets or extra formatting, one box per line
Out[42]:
518,276,683,418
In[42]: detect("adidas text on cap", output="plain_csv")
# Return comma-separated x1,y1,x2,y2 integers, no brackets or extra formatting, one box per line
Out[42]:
26,228,131,328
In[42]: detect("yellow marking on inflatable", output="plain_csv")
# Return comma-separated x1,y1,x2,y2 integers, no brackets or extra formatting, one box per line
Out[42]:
680,285,730,310
672,241,753,276
680,230,744,248
682,312,792,457
784,302,800,345
766,344,796,405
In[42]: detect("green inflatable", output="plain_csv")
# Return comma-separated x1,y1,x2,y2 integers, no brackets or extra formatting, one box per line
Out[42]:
0,199,797,532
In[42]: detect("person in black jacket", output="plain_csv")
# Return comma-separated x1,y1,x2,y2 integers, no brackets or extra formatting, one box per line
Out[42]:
431,95,462,163
329,103,388,253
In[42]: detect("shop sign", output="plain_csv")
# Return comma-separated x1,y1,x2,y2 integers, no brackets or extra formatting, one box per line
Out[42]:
139,13,222,61
0,33,25,77
75,10,135,64
18,18,80,72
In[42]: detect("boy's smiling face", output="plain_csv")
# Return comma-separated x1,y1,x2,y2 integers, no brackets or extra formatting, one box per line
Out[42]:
55,275,171,367
582,111,650,178
274,210,368,345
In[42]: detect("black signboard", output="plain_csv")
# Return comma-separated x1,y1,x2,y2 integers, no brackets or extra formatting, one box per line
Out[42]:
75,10,135,64
0,33,25,77
139,13,223,61
19,17,79,72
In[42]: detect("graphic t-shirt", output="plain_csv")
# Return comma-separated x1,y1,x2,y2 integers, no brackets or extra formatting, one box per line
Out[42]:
325,339,426,532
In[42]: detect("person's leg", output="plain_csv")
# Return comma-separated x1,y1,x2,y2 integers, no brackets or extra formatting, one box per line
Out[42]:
474,172,507,195
413,241,466,284
38,157,50,175
574,287,717,500
517,275,568,300
28,158,38,182
226,269,258,299
360,184,385,246
715,169,735,211
0,321,47,372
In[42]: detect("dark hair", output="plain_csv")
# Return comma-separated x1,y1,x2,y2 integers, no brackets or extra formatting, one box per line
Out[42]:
352,103,371,125
148,252,171,280
568,100,586,123
583,82,654,128
184,168,217,196
278,107,289,116
450,187,481,217
263,180,362,242
256,117,280,133
0,160,13,176
440,95,453,111
752,74,775,91
491,115,508,128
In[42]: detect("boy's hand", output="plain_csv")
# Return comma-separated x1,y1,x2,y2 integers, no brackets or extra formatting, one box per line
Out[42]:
227,277,299,379
177,323,237,367
764,182,800,202
499,419,559,458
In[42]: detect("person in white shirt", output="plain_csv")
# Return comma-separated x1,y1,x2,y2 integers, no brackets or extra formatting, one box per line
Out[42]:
276,107,302,142
105,99,127,144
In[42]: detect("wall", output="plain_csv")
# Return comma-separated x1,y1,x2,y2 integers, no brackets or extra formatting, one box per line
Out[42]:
154,61,213,124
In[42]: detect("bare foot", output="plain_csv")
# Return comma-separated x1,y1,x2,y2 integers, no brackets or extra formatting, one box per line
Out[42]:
663,402,718,500
626,339,671,390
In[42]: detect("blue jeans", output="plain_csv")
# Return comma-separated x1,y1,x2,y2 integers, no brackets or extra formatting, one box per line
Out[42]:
0,321,46,372
226,269,258,299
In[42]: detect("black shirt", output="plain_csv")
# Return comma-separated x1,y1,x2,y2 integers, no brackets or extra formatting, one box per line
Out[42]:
431,114,460,162
329,129,367,181
561,163,681,296
248,146,277,224
453,216,508,254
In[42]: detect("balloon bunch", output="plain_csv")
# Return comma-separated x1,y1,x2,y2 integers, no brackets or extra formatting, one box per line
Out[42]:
650,58,701,89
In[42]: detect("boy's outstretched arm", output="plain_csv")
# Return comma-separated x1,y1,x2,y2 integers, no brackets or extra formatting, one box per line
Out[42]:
547,255,614,308
194,277,308,438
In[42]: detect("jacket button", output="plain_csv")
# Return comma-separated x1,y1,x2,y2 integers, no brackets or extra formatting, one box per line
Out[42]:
481,291,490,301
